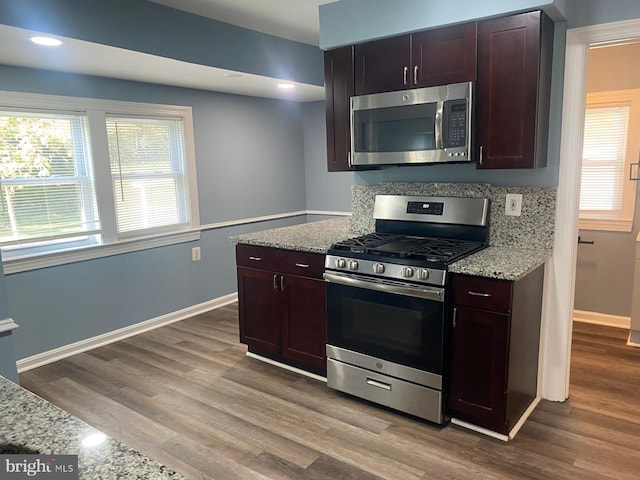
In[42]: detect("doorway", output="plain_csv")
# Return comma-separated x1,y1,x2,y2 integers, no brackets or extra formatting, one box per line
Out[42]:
546,18,640,402
574,42,640,330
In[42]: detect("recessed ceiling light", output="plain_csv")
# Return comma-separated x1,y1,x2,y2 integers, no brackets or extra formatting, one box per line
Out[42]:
277,83,295,90
30,36,63,47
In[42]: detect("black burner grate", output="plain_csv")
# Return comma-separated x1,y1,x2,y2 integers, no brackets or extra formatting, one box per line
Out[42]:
330,233,484,264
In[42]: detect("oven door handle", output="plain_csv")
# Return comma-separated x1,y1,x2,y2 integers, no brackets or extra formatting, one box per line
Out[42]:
323,271,444,303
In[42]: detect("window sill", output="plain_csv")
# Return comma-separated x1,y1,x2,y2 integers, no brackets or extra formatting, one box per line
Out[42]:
578,218,633,232
2,230,201,274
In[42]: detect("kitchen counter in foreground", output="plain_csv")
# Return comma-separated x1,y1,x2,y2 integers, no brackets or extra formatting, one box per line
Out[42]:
230,217,550,281
0,376,185,480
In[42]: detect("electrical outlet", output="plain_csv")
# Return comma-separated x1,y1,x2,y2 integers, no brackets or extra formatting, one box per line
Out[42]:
191,246,201,262
505,193,523,217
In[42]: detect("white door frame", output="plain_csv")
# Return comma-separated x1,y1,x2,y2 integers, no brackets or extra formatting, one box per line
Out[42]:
541,18,640,401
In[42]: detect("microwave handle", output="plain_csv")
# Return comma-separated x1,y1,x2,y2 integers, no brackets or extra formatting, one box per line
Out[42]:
434,101,444,150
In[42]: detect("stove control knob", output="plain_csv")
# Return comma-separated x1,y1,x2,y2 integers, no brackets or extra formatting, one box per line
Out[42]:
402,267,414,278
335,258,346,269
348,260,359,271
418,268,430,280
373,263,385,274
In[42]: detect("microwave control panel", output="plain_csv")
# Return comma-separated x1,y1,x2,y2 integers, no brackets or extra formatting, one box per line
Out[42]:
443,99,468,149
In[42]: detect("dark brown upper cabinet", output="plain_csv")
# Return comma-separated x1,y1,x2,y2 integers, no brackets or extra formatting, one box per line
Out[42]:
476,10,554,169
412,22,478,88
324,46,355,172
354,22,477,96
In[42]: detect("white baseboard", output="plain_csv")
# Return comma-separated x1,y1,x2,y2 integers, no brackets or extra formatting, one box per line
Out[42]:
305,210,351,217
451,396,541,442
627,330,640,347
16,293,238,373
450,418,509,442
573,309,630,329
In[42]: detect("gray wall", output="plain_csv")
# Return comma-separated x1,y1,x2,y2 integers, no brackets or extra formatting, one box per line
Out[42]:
0,259,18,382
319,0,567,50
0,65,337,360
574,44,640,317
303,102,354,212
565,0,640,28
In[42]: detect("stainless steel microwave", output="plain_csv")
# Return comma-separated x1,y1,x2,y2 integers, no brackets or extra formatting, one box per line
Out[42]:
350,82,473,167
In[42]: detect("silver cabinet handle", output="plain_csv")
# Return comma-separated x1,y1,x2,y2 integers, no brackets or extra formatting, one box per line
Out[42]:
249,256,262,261
403,66,408,85
468,291,491,297
479,145,484,166
295,263,310,268
434,101,444,150
347,151,352,169
413,65,418,85
273,274,278,291
280,275,285,291
453,307,457,328
366,377,392,391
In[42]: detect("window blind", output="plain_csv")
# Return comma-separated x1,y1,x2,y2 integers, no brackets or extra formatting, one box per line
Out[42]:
106,116,190,235
579,105,629,214
0,112,100,247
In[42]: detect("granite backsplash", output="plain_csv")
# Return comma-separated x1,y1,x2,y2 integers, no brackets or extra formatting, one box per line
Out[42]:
350,182,556,251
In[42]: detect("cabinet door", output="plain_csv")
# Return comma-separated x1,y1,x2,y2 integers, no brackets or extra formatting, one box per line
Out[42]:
449,305,509,433
281,275,327,374
325,46,355,172
237,267,281,356
412,22,477,88
355,35,411,95
476,11,552,169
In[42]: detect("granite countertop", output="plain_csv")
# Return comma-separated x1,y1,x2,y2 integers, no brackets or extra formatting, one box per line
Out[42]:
230,216,550,281
448,245,551,281
229,216,353,253
0,376,186,480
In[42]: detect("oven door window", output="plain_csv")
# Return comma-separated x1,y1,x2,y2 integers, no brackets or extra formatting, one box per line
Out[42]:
326,282,444,374
353,103,437,153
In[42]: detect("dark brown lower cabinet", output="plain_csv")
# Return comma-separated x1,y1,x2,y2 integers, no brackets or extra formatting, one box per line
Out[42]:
449,265,544,434
236,244,327,375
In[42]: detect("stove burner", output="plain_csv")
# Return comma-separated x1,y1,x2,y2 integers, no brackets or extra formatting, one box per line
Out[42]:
331,233,484,264
333,233,404,253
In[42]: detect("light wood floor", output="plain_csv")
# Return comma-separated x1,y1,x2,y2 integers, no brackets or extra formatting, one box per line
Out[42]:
21,305,640,480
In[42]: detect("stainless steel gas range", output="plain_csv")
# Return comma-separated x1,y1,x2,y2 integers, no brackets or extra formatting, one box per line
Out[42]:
324,195,490,424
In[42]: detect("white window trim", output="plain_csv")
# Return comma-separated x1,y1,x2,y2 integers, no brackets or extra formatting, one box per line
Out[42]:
579,89,640,232
0,91,200,273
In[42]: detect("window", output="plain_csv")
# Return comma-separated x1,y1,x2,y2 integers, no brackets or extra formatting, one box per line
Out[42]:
579,90,640,232
0,112,99,251
0,92,199,272
106,116,189,236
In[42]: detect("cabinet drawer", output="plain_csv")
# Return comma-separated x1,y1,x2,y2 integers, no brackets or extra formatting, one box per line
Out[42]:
236,244,325,279
277,250,325,278
451,274,512,313
236,244,281,271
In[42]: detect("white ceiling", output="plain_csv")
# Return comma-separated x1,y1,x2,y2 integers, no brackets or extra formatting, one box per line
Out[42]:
0,1,333,102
